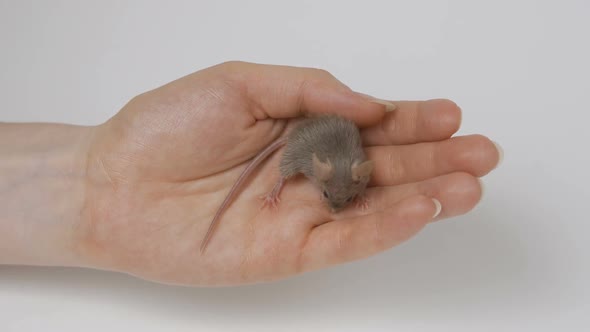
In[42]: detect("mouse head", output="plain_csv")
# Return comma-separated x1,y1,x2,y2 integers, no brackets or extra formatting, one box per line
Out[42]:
312,153,374,212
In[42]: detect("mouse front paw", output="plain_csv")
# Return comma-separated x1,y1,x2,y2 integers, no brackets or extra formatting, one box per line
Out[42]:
259,193,281,210
354,194,370,211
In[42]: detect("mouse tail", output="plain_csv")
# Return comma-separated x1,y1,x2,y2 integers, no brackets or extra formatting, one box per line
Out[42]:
199,136,289,254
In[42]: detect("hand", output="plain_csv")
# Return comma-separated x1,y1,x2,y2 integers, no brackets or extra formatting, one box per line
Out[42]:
75,62,498,286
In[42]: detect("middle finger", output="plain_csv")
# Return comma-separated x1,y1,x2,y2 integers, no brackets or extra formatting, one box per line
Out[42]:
367,134,500,186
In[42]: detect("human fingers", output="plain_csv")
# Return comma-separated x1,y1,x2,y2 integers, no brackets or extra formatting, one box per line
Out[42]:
299,195,439,271
214,61,391,127
367,134,501,186
361,99,462,146
338,172,483,222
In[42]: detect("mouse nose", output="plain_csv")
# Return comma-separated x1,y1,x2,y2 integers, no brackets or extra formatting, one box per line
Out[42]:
330,203,343,213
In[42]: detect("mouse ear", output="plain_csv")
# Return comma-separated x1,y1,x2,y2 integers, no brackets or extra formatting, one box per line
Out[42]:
351,160,374,182
312,153,334,181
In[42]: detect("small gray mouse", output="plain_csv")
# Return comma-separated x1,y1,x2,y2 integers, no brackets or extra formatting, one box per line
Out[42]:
200,114,374,253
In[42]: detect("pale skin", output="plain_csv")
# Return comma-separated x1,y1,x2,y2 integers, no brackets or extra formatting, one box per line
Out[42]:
0,61,501,286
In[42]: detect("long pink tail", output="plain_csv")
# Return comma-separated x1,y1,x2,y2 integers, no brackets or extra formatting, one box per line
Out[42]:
199,137,289,253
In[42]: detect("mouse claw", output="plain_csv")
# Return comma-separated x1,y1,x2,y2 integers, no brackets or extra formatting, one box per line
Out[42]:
259,178,286,211
355,195,370,211
259,193,281,210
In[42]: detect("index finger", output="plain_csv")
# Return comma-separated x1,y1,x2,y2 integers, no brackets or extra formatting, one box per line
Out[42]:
361,99,462,146
217,61,389,127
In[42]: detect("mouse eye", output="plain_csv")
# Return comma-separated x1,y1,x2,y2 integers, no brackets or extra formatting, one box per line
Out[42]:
346,196,353,202
323,191,329,198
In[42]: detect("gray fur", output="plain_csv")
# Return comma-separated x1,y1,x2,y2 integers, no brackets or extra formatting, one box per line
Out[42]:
200,114,373,252
279,114,372,211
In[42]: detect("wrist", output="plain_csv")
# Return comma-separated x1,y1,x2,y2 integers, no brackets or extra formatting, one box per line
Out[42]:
0,123,94,267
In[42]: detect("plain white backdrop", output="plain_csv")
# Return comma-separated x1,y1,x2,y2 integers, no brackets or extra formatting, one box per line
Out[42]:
1,0,588,331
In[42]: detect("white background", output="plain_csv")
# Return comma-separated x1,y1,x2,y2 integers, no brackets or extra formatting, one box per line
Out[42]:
1,0,588,331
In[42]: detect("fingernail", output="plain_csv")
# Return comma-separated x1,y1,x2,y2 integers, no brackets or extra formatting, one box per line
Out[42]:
370,98,397,112
478,178,485,199
431,198,442,218
492,141,504,168
356,92,397,112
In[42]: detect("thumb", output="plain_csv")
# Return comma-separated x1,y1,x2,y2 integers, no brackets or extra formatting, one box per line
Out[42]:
216,61,395,127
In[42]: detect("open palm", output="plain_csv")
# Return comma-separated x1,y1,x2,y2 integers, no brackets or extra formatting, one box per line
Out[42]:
77,61,500,286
